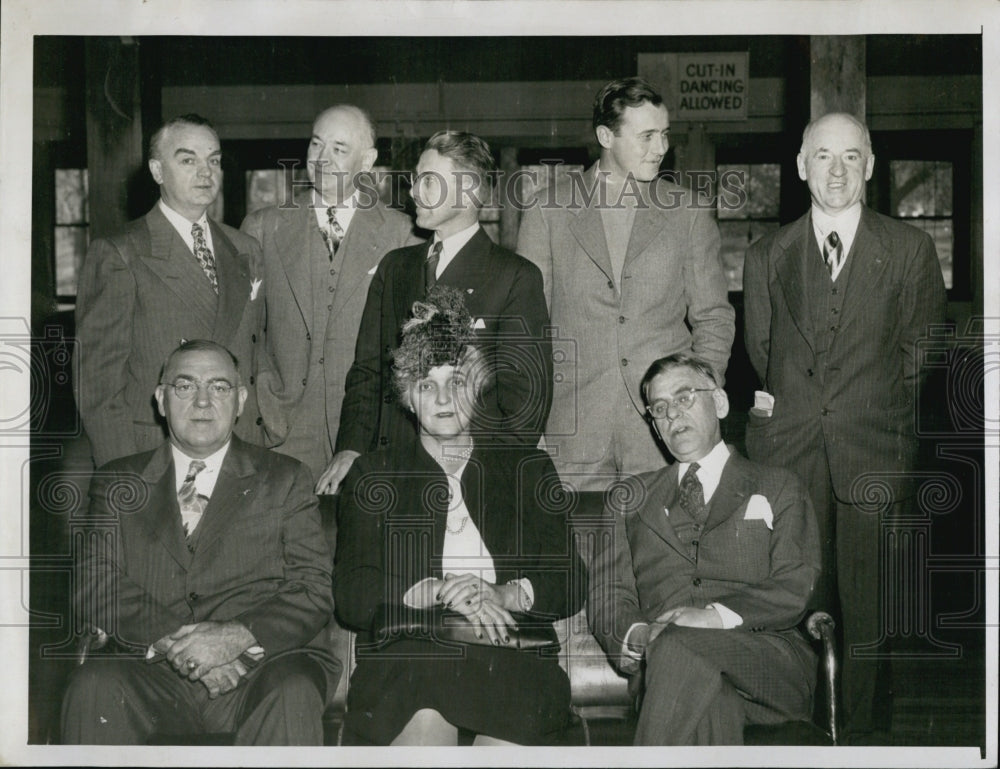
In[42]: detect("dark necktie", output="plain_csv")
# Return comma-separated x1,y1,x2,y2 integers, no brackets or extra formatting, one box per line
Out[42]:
190,223,219,294
823,230,844,278
322,207,345,258
425,241,443,290
679,463,705,520
178,459,209,544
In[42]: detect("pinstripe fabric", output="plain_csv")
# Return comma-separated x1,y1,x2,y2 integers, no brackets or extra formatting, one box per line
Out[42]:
74,204,266,468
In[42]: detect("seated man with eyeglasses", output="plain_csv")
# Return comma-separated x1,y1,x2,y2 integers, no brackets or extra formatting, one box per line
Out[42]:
61,339,340,745
588,353,821,745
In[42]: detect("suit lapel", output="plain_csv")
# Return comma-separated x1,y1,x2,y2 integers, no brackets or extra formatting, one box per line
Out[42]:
439,227,491,299
835,207,892,334
210,220,251,343
636,466,692,562
774,213,816,353
568,166,614,282
192,438,258,556
276,198,318,334
143,206,217,328
138,443,192,570
623,183,667,266
330,205,386,320
702,448,752,534
395,243,430,322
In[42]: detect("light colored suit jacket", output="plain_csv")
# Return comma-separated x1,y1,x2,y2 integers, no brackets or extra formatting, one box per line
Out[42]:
517,166,735,466
74,204,265,468
743,207,947,501
77,436,337,683
240,194,418,474
588,448,820,672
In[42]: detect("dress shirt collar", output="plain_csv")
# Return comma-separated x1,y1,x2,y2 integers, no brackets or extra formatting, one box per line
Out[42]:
170,440,231,496
431,222,481,279
313,189,359,234
676,440,731,505
159,199,213,254
810,202,862,257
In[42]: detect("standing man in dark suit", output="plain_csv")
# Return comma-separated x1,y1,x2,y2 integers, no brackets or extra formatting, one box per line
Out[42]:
589,354,820,744
62,340,339,744
241,104,419,483
743,112,947,740
75,114,264,468
316,131,552,493
517,77,734,493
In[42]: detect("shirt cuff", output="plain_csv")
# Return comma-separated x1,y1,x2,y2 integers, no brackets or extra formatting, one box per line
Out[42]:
622,622,649,661
707,602,743,629
509,578,534,611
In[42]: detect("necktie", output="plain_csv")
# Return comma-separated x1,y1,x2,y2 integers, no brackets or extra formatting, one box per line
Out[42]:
425,241,443,290
178,459,209,544
322,207,345,258
191,223,219,294
823,230,844,278
679,463,705,520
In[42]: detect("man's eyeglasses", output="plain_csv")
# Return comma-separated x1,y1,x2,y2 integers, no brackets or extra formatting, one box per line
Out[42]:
645,388,716,420
161,380,235,400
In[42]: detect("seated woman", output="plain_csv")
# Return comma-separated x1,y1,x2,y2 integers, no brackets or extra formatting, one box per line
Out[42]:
335,286,584,746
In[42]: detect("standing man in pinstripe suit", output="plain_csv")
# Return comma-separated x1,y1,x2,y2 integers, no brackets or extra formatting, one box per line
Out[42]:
589,354,820,745
743,113,947,741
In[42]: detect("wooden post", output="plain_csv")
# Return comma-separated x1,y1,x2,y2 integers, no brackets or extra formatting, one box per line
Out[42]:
498,146,520,251
810,36,866,121
84,37,145,240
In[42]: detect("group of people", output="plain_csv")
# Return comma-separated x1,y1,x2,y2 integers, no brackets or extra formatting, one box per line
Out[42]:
63,75,946,746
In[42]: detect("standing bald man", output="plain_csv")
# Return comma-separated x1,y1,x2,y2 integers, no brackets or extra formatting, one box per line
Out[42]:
743,112,946,741
241,105,420,483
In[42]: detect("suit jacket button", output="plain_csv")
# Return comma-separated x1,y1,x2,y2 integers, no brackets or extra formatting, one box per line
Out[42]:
607,280,614,289
249,376,255,385
383,395,393,404
830,325,839,333
256,417,263,425
251,334,257,343
301,378,307,387
318,357,324,365
379,436,389,446
807,369,814,377
621,358,628,367
821,408,830,416
306,333,311,341
692,577,701,586
189,592,199,602
618,316,626,324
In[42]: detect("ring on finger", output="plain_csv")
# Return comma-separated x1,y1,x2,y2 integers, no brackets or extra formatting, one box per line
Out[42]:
187,660,197,670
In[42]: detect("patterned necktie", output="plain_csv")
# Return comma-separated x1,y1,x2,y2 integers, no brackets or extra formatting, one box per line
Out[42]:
823,230,844,278
679,463,705,520
322,207,345,258
178,459,209,544
190,223,219,294
425,241,443,290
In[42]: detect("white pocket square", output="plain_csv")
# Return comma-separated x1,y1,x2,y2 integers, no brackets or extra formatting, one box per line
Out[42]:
743,494,773,529
367,266,377,275
250,278,263,301
472,318,486,330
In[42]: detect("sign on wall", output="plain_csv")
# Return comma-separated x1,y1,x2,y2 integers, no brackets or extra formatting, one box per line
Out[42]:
638,51,749,122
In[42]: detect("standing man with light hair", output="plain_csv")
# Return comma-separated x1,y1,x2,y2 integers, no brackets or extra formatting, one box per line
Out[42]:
743,112,947,741
319,130,551,492
241,104,419,484
517,77,734,493
75,114,265,468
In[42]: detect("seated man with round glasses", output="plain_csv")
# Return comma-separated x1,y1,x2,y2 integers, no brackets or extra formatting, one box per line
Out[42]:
62,339,340,745
588,352,821,745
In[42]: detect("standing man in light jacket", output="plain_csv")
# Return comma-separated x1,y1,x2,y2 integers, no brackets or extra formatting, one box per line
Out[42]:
517,77,734,492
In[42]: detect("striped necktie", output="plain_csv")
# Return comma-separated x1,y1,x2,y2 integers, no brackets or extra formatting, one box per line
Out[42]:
322,207,345,258
178,459,209,545
425,241,443,290
823,230,844,278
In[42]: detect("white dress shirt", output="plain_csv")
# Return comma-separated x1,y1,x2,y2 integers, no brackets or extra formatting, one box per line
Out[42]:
429,221,480,279
312,189,359,236
158,199,214,255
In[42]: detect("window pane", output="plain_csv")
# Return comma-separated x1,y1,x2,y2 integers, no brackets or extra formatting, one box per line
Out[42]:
906,218,954,289
55,169,88,224
718,163,780,220
718,219,779,292
246,169,281,214
891,161,953,217
55,225,88,296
